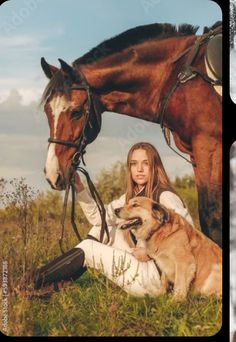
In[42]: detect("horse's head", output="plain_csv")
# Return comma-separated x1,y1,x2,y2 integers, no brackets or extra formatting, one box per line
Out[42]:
41,58,102,190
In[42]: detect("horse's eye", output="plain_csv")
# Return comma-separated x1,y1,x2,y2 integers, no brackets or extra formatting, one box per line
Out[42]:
132,203,139,207
71,109,83,120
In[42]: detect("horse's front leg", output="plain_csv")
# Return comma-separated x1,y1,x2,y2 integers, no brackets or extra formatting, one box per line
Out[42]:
192,135,222,247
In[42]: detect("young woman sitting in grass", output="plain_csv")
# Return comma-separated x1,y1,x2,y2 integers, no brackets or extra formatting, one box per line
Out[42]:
26,142,193,297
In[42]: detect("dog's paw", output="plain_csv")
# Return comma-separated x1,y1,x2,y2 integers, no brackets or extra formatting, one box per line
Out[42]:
172,290,187,302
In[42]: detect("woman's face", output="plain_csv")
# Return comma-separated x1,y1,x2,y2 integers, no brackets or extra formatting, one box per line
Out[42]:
130,149,150,188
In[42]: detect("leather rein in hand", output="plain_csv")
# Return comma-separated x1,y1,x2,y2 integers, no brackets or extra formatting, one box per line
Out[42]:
47,69,109,254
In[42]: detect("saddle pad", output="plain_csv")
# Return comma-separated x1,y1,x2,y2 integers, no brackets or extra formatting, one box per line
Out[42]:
205,34,222,81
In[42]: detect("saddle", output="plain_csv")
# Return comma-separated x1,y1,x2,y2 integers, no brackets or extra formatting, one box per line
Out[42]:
205,33,222,81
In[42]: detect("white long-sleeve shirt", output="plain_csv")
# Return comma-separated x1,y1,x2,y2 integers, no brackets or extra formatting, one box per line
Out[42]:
76,187,194,228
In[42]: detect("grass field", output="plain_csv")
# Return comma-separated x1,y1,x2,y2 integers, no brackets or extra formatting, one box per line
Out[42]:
5,270,222,337
0,175,222,337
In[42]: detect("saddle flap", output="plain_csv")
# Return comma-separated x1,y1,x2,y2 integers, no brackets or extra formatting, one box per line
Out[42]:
205,34,222,80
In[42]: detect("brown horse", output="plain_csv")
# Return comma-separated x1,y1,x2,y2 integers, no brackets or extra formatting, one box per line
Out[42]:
40,23,222,247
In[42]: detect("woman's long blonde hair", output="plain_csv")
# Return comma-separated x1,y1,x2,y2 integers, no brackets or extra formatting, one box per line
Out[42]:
125,142,176,203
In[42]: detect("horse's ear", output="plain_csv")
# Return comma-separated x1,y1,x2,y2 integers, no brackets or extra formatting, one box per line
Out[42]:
41,57,58,79
58,58,78,81
152,201,169,223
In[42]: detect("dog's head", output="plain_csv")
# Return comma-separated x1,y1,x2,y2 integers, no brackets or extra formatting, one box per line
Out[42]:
115,197,169,240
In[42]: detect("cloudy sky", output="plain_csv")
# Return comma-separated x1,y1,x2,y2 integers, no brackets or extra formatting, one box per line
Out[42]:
0,0,221,192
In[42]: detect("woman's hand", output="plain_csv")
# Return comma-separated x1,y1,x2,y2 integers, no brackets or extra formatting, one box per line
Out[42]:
73,172,85,193
131,247,151,262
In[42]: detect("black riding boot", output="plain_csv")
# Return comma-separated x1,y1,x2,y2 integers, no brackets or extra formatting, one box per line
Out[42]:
33,247,86,290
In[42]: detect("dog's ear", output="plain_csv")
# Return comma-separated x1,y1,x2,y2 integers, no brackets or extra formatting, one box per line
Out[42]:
152,201,169,223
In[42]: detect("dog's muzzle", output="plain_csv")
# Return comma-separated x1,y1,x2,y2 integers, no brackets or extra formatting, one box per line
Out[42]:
114,208,142,229
119,217,143,230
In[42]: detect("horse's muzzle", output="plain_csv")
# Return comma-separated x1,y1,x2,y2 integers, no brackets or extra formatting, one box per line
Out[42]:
55,172,66,190
46,172,66,191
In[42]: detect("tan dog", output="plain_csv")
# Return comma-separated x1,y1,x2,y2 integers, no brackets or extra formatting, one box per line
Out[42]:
115,197,222,300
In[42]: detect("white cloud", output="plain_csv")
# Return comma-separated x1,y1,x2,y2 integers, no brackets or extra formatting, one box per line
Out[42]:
0,90,48,135
0,29,61,105
0,33,52,57
0,80,45,105
0,23,65,51
0,77,25,87
0,68,47,105
15,87,44,105
0,34,35,49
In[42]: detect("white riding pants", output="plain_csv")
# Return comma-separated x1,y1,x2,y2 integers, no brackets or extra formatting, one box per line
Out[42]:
75,225,162,297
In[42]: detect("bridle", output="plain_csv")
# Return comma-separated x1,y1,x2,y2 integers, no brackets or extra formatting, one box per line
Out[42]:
48,82,96,167
47,69,109,253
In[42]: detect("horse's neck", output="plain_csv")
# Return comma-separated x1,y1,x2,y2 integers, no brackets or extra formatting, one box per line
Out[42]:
81,36,196,122
81,63,152,121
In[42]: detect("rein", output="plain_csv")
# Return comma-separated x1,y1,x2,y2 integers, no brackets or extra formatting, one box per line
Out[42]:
59,176,82,254
48,69,109,254
58,163,110,254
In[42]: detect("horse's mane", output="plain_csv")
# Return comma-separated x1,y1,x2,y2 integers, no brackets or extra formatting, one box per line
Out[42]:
73,23,200,66
41,21,221,105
